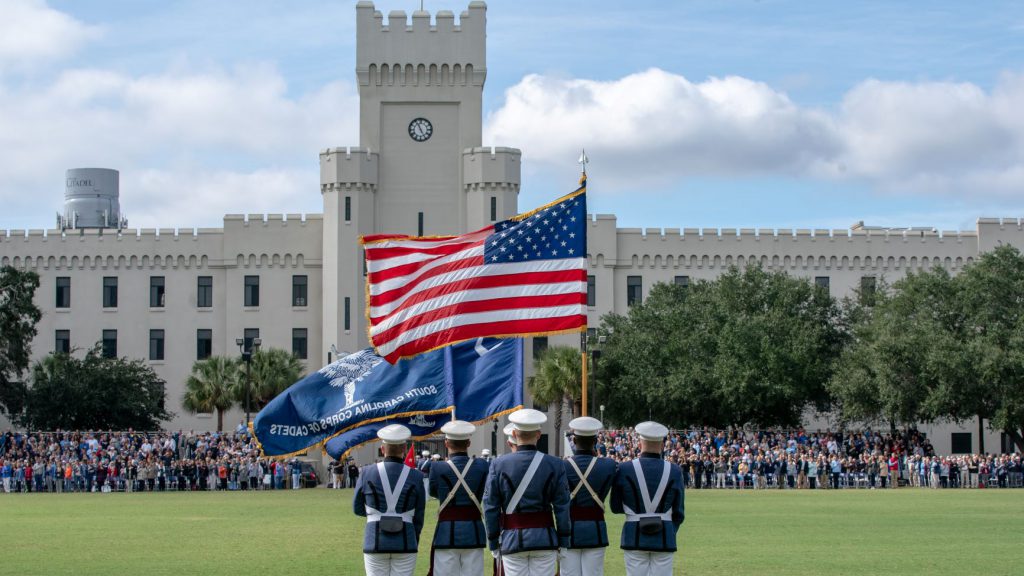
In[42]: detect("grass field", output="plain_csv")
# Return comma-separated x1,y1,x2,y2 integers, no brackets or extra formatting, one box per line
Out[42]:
1,488,1022,575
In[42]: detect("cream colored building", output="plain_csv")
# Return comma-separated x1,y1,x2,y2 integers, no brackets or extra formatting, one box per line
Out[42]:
1,1,1021,455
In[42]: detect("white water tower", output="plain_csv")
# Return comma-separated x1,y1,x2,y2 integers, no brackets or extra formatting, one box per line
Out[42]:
58,168,127,230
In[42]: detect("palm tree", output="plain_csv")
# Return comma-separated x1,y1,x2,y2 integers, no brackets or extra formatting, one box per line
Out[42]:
529,345,583,454
240,347,305,410
182,356,238,431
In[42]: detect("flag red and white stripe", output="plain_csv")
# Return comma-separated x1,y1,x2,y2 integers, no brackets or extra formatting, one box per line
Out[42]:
362,187,588,363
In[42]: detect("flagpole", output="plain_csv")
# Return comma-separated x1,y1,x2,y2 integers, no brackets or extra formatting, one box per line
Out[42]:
578,149,589,418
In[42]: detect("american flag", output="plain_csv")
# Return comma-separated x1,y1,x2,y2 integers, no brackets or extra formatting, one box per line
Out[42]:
361,183,588,363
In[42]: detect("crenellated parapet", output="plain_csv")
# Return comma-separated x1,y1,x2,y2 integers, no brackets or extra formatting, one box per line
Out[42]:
584,214,1024,275
462,146,521,188
355,1,486,88
0,213,324,271
320,147,379,190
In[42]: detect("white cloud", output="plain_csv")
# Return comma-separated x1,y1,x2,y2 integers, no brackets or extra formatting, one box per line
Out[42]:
485,68,1024,197
0,62,359,227
0,0,99,69
125,168,318,229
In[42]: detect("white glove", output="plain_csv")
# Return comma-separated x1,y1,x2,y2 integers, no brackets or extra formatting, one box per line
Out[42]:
490,548,500,560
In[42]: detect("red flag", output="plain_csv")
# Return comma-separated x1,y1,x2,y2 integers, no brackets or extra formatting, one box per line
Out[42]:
404,445,416,468
362,183,588,363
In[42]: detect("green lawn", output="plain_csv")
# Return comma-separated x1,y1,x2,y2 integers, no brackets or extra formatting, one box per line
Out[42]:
1,488,1022,575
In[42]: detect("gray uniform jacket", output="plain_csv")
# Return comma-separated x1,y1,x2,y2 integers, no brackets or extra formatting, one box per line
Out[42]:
429,453,490,549
353,457,426,554
610,453,685,552
563,452,617,549
482,445,571,554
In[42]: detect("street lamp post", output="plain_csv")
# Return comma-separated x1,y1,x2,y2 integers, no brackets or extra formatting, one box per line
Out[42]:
235,337,262,426
600,404,605,425
590,349,602,418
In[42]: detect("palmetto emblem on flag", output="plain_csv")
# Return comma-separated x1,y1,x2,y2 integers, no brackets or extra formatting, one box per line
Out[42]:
361,184,588,363
318,350,382,408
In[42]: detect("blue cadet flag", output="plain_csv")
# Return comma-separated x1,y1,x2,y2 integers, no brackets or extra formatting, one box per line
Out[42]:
253,348,452,457
324,337,523,459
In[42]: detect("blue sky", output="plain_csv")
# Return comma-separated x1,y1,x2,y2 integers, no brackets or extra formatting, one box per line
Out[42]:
2,0,1023,232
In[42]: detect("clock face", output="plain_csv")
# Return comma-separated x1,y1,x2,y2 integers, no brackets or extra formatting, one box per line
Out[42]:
408,117,433,142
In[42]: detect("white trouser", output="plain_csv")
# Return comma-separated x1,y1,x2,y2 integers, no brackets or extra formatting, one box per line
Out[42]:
434,548,483,576
333,473,343,489
3,478,10,492
501,550,557,576
623,550,674,576
559,547,605,576
363,552,417,576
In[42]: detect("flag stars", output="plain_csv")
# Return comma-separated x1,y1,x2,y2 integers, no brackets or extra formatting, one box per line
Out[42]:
568,249,575,255
569,233,576,238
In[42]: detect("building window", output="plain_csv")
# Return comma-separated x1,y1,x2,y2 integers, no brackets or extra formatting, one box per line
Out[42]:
344,297,351,331
197,276,213,308
950,433,972,454
860,276,877,306
292,275,308,307
674,276,690,288
587,275,596,307
532,336,548,360
292,328,308,360
55,330,70,354
102,277,118,308
344,196,352,222
149,329,165,361
815,276,830,294
490,196,497,222
417,212,424,236
627,276,643,307
101,329,117,358
244,275,260,307
55,277,71,308
150,276,165,308
197,329,213,360
243,328,260,352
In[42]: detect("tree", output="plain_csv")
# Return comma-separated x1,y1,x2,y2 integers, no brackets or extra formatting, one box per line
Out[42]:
21,347,172,430
829,267,976,429
529,346,583,448
232,347,305,411
182,356,238,431
959,244,1024,451
598,266,845,428
0,266,42,417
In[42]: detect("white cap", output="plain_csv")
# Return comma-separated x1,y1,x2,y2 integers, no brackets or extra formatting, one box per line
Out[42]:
635,421,669,441
421,450,430,457
568,416,603,437
441,420,475,441
503,423,516,437
508,408,547,432
481,448,491,456
377,424,412,445
432,454,440,460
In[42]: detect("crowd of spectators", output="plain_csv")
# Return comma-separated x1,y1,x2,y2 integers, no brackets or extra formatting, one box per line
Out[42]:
0,425,314,494
594,428,1023,490
4,426,1021,494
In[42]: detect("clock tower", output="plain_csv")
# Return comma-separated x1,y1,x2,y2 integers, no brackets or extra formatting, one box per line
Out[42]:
320,1,521,362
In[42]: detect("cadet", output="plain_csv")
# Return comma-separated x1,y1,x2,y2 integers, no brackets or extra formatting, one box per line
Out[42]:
503,423,517,453
483,408,571,576
428,420,490,576
560,416,618,576
353,424,427,576
610,421,685,576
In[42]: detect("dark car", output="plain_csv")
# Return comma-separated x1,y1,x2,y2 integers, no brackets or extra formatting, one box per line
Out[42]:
298,461,319,488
